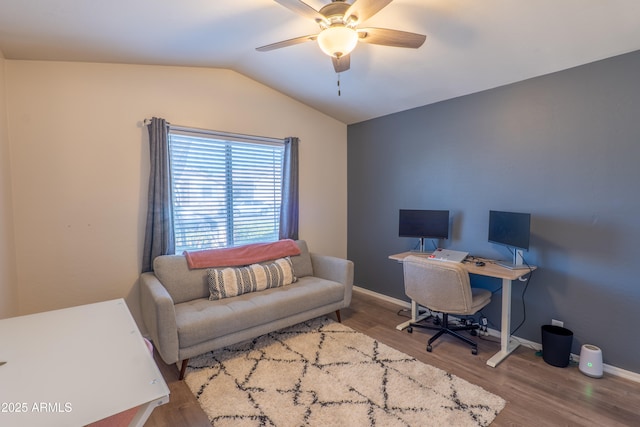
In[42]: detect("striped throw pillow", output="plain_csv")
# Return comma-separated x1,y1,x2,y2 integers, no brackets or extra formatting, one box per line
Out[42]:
207,257,297,301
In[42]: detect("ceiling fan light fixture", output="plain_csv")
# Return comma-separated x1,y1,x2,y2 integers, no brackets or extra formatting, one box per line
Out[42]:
317,26,358,58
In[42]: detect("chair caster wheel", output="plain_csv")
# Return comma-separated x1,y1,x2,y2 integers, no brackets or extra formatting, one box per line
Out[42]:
427,345,432,352
471,348,478,355
407,327,413,333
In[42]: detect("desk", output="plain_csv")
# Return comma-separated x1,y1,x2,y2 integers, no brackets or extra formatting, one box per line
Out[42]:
0,299,169,427
389,251,536,367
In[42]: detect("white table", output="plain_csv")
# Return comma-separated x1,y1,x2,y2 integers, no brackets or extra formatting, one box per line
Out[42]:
390,252,536,367
0,299,169,426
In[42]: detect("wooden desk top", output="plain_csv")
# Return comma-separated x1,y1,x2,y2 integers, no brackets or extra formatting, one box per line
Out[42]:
389,251,536,281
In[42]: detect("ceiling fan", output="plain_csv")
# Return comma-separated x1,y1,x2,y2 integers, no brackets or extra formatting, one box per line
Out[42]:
256,0,426,73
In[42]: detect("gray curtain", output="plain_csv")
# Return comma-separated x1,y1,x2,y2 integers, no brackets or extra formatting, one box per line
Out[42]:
142,117,174,272
279,137,299,240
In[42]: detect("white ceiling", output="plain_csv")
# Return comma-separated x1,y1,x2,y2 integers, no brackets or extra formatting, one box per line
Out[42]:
1,0,639,124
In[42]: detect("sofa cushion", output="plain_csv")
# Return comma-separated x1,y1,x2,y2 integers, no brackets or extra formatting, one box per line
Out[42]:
153,255,209,304
290,240,313,278
207,257,296,300
174,276,345,348
153,239,313,304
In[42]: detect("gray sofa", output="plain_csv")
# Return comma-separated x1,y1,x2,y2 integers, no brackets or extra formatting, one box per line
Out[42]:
140,240,353,379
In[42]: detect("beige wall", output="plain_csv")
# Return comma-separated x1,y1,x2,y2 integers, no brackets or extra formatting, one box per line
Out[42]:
0,51,18,318
5,61,347,324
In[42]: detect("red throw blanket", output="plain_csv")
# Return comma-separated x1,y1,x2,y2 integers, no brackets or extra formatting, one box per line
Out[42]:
183,239,301,269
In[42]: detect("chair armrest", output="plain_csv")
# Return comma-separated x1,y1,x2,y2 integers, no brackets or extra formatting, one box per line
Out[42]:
139,272,180,365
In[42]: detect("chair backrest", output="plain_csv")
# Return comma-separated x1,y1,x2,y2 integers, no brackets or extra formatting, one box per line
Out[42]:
403,255,474,315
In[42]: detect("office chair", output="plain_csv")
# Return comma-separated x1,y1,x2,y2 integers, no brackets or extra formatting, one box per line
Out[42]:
403,255,491,355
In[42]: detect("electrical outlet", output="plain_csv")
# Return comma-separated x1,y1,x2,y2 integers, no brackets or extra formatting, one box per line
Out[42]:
551,319,564,328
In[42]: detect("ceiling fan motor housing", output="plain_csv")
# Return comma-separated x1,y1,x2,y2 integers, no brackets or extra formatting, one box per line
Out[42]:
318,1,357,28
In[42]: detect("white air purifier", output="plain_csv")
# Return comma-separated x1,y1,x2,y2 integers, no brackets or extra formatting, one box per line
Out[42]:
579,344,603,378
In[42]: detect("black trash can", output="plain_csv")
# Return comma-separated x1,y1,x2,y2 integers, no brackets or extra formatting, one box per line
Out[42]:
541,325,573,367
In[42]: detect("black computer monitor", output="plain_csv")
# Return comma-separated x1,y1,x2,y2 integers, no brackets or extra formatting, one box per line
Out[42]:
488,210,530,250
399,209,449,251
488,210,531,267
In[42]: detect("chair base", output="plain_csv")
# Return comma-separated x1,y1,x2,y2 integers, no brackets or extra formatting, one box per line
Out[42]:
407,313,479,355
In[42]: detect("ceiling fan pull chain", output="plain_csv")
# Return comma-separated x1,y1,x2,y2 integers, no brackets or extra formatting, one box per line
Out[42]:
337,73,341,96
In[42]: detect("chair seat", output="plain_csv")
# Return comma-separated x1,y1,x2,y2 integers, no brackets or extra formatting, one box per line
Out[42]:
469,288,492,313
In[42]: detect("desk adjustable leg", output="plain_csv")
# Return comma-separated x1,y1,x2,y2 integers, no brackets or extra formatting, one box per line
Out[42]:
396,300,430,331
486,278,520,367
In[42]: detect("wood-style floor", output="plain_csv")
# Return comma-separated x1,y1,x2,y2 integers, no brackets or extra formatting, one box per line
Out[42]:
145,290,640,426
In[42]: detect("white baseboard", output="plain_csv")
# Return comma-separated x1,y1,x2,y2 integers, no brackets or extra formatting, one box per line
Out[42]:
354,285,412,309
353,286,640,383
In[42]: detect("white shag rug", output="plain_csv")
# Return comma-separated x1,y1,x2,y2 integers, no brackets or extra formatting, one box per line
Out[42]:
184,317,506,426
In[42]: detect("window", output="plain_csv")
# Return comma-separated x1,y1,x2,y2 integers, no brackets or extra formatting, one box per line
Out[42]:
168,129,285,253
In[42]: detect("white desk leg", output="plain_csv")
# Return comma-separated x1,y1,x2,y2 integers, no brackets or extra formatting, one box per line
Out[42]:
396,299,430,330
129,395,170,427
486,278,520,367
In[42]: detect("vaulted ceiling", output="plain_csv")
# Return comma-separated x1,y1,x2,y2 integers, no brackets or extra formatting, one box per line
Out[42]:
1,0,639,124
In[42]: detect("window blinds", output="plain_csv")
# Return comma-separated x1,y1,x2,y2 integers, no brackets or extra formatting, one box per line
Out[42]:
168,130,284,253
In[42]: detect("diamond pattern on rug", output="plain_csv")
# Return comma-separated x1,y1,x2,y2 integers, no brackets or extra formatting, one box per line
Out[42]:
184,317,506,427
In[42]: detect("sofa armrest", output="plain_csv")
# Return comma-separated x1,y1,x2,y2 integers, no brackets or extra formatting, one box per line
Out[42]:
140,272,180,365
310,253,354,306
310,253,354,286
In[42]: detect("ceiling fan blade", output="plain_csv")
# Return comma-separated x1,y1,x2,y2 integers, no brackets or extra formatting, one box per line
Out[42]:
357,27,426,48
332,54,351,73
345,0,393,24
273,0,327,23
256,34,318,52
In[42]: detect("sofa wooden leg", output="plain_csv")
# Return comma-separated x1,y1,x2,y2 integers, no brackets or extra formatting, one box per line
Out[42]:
335,310,342,323
179,359,189,380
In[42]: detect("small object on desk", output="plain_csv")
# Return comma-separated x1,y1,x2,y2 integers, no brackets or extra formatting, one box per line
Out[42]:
429,248,469,263
475,261,485,267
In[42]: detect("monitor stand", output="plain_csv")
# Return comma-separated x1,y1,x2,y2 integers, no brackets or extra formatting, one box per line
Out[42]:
495,249,529,270
409,237,429,253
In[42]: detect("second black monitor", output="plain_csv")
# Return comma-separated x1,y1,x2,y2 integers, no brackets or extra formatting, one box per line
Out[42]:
488,210,530,251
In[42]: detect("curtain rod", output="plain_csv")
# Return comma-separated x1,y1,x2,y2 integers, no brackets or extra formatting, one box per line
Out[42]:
142,118,286,145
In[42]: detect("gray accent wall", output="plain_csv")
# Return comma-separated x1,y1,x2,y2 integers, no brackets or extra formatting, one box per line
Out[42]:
347,49,640,373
